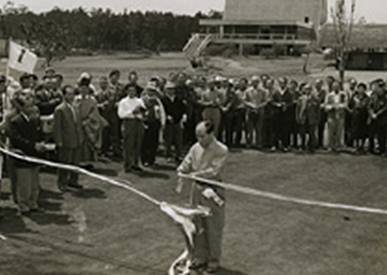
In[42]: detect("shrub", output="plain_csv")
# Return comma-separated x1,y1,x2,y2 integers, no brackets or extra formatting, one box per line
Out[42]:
242,44,256,56
273,43,286,57
260,48,276,59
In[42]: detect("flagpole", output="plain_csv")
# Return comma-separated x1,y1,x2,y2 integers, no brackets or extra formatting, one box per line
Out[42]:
5,64,10,79
5,37,12,79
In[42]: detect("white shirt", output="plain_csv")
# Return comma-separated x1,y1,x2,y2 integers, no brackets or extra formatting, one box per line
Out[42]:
117,96,145,119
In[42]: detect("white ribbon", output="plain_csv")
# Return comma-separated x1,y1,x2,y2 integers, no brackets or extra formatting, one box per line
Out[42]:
0,146,210,273
160,202,210,275
180,174,387,216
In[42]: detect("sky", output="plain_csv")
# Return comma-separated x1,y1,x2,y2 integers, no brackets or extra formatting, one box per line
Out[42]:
7,0,387,23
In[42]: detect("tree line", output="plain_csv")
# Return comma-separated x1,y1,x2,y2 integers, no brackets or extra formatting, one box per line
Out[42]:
0,2,222,63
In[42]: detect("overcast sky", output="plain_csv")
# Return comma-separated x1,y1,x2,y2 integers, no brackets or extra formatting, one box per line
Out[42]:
8,0,387,23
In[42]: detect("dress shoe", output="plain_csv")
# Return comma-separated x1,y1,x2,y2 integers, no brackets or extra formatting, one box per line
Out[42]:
125,168,132,173
58,184,68,192
30,207,45,213
68,182,83,189
189,261,207,271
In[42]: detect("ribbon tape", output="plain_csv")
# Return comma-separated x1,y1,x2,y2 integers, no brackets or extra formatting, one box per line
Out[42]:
1,146,387,275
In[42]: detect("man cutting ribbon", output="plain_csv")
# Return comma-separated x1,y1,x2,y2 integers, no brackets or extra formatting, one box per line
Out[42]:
177,120,229,275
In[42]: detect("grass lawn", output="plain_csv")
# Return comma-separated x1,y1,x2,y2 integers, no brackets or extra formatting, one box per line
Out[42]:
1,53,387,275
1,52,385,86
1,149,387,275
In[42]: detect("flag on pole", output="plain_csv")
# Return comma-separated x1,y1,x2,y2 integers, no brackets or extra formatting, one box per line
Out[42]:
8,41,38,74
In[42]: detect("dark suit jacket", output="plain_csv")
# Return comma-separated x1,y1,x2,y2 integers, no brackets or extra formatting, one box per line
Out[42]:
35,88,62,116
281,89,294,121
8,112,44,167
268,89,283,117
161,96,187,125
54,102,84,149
306,95,321,125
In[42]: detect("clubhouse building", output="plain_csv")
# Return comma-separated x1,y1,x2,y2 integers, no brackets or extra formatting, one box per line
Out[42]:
184,0,328,56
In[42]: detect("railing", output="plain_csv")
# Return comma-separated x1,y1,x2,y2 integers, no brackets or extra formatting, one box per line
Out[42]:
197,33,297,41
183,34,213,57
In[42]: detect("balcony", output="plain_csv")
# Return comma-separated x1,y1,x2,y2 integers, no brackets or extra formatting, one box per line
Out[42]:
195,33,311,45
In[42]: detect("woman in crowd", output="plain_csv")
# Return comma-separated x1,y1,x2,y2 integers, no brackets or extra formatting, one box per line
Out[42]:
75,76,108,166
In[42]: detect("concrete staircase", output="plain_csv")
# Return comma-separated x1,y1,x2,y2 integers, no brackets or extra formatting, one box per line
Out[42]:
183,34,212,57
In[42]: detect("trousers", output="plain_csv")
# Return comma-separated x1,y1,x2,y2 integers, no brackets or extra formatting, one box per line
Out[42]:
16,166,40,212
57,147,80,187
327,118,344,150
191,182,225,265
164,123,183,159
123,119,144,169
246,110,264,148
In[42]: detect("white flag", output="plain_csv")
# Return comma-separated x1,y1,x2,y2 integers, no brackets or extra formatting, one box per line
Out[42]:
8,41,38,74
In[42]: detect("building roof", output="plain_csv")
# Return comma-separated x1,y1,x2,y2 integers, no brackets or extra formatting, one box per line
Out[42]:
223,0,328,26
320,24,387,50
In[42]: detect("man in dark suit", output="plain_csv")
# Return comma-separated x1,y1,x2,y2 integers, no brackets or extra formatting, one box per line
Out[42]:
8,93,45,214
161,82,187,163
279,77,293,152
368,80,387,156
54,85,84,191
35,76,62,116
305,85,321,152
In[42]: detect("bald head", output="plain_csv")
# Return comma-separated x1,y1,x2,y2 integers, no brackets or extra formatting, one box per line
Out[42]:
196,121,215,148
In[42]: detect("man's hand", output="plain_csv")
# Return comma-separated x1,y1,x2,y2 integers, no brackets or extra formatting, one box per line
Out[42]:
202,188,217,199
175,177,184,193
34,142,46,152
167,115,173,123
202,188,224,207
180,119,185,129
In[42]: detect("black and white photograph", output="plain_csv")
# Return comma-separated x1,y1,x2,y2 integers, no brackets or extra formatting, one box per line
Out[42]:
0,0,387,274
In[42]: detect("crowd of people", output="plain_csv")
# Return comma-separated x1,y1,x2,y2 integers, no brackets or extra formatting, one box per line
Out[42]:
0,67,386,215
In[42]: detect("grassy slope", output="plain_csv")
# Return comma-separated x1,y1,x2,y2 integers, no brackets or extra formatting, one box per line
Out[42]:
1,53,387,275
1,151,387,275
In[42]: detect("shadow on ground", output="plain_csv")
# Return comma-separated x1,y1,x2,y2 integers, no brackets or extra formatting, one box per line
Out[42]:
217,267,249,275
0,207,34,234
70,188,107,199
152,163,177,171
90,167,119,177
136,170,170,180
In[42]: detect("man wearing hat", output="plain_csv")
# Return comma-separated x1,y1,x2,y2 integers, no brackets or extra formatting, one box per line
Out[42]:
44,67,56,78
161,81,187,163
